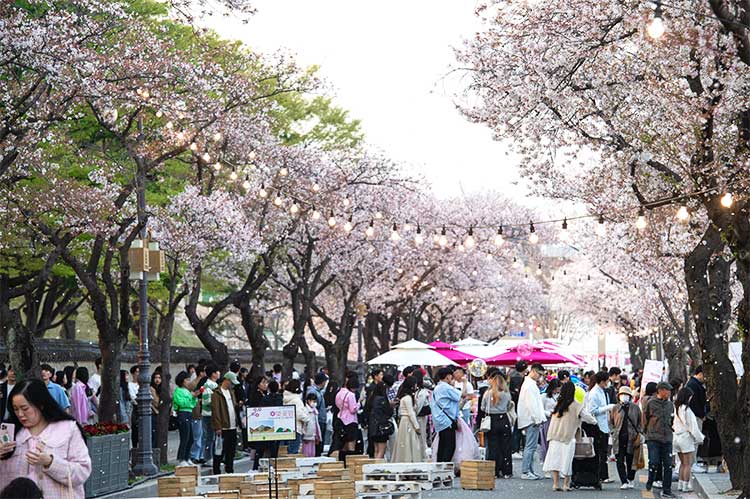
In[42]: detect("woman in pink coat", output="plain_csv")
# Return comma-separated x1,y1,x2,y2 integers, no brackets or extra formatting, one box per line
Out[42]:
0,379,92,499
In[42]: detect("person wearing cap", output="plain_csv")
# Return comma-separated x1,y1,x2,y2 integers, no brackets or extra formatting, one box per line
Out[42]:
306,372,329,456
211,372,240,474
644,381,676,497
609,386,643,489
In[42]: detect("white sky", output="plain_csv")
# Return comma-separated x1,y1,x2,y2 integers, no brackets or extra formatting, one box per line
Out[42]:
202,0,530,201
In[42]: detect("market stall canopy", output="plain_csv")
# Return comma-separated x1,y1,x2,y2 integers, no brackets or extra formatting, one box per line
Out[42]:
485,343,585,366
428,341,478,364
367,339,459,366
452,337,488,347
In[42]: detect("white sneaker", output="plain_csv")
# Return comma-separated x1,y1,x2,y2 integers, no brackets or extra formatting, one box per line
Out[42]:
653,481,663,489
512,452,523,459
621,483,630,490
627,482,635,489
521,472,541,480
603,478,615,483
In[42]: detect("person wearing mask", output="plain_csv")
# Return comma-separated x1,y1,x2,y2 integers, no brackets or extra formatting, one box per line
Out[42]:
541,379,561,466
673,387,704,492
481,370,513,478
365,382,393,459
430,367,461,464
393,377,424,462
150,372,162,449
302,393,322,457
306,372,328,457
0,368,16,422
509,361,527,455
518,363,547,480
173,371,198,466
645,382,676,498
200,365,220,465
584,371,615,484
0,380,91,497
261,380,283,459
89,358,102,396
335,376,360,460
543,382,583,491
70,367,97,425
685,365,707,473
609,386,643,489
211,372,240,474
283,379,310,455
40,365,70,414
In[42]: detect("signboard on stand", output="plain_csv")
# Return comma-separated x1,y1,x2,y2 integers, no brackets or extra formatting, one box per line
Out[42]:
640,359,665,397
247,405,297,442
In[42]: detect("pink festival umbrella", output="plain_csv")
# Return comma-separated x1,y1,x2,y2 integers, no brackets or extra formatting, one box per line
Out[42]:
428,341,478,365
485,343,584,366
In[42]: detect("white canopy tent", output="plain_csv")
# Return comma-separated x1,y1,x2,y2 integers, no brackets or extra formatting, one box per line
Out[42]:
366,339,458,366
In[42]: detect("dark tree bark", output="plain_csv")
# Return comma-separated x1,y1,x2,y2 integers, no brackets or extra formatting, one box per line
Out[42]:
237,300,269,381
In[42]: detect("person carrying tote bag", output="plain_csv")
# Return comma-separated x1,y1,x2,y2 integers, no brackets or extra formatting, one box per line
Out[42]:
480,372,513,478
543,382,584,491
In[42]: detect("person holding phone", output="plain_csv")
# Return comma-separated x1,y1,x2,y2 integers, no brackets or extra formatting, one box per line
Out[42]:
0,379,91,498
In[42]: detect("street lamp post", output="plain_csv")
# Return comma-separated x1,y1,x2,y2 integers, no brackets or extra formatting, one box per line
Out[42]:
132,116,158,476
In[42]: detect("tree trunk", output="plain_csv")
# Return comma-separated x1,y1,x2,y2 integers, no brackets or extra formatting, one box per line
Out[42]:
5,308,38,379
98,329,124,423
61,316,77,340
237,301,269,381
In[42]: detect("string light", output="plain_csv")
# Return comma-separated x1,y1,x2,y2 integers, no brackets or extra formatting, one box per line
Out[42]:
212,162,222,172
343,196,351,208
189,142,198,151
486,252,493,261
647,0,666,39
559,218,570,242
155,110,163,118
290,202,299,215
201,152,211,162
529,221,539,244
494,226,504,246
259,184,268,198
212,132,222,142
365,220,375,238
344,215,353,233
676,205,689,222
242,175,251,191
465,226,476,249
273,194,283,207
312,183,321,192
636,207,647,230
311,206,321,221
248,151,257,161
327,211,337,227
176,131,185,142
512,257,520,269
375,211,384,219
390,223,401,242
438,226,448,248
721,192,733,208
229,167,238,181
595,214,606,236
279,167,288,177
536,263,542,275
414,224,424,245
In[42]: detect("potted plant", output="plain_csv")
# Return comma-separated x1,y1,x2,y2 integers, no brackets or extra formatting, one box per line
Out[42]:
82,423,131,497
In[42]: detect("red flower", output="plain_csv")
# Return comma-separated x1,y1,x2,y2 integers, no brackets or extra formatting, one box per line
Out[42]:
82,423,130,437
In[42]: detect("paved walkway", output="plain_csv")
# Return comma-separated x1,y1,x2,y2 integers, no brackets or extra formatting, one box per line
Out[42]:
694,472,734,499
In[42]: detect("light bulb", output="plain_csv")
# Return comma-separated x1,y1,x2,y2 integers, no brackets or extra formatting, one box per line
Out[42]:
141,89,150,99
438,226,448,248
676,205,689,221
312,208,321,221
390,223,401,242
279,167,288,177
375,212,383,219
213,162,221,171
290,203,299,215
559,218,569,241
595,215,606,236
636,208,647,230
365,222,375,238
486,252,493,261
312,183,321,192
464,227,475,249
248,151,257,160
202,152,211,162
529,233,539,244
343,197,350,207
190,142,198,151
494,227,504,246
229,169,238,181
155,110,163,118
721,192,733,208
273,195,283,207
512,257,519,269
344,216,353,232
242,175,251,191
212,132,222,142
165,121,174,130
259,185,268,198
327,212,337,227
647,14,665,39
176,131,185,141
414,232,424,245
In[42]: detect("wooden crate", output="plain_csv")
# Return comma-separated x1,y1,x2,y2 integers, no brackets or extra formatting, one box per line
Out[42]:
288,477,318,496
348,458,385,481
157,476,196,497
205,492,240,499
361,463,454,491
459,460,495,490
314,480,356,499
219,476,246,492
317,469,348,480
318,462,345,471
174,465,199,477
343,454,365,467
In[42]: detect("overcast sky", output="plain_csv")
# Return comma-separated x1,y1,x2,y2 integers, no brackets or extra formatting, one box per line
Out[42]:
202,0,530,202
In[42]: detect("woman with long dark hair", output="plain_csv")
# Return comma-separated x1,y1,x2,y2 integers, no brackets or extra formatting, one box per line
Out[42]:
150,372,162,450
62,366,75,394
365,382,392,459
393,377,424,462
543,382,583,491
70,366,97,425
0,380,91,497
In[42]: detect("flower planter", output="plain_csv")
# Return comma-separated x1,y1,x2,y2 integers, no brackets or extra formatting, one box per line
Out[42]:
84,431,130,497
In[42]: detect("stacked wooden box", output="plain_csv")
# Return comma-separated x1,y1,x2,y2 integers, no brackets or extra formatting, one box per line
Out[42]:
345,456,385,481
361,463,455,491
205,491,240,499
314,480,356,499
288,477,318,497
317,461,348,480
174,465,199,488
459,461,495,490
157,476,196,497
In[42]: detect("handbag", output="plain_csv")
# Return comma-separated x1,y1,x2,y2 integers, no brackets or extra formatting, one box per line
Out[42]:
506,401,517,428
376,420,395,437
574,426,596,459
478,394,491,433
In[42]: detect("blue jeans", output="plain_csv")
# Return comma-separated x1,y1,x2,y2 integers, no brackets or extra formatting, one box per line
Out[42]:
521,423,541,475
201,415,216,461
287,432,302,454
176,411,193,462
647,440,673,493
190,418,203,460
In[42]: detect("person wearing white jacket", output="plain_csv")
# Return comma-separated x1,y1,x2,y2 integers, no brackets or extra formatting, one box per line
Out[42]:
673,387,704,492
282,380,310,454
517,363,547,480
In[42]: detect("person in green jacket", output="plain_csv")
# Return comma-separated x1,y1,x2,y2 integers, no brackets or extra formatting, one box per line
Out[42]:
173,371,198,466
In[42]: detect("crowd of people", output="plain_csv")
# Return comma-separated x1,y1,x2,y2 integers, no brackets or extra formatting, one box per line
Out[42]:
0,357,721,498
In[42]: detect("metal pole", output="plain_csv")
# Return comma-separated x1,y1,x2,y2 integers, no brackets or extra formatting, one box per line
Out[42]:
357,317,364,385
132,116,158,476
